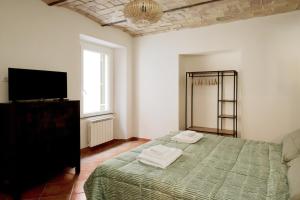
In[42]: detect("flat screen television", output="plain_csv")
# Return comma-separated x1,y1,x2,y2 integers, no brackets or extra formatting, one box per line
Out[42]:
8,68,67,101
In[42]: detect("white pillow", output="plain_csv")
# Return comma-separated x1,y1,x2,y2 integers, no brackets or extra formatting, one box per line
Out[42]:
282,129,300,162
288,156,300,200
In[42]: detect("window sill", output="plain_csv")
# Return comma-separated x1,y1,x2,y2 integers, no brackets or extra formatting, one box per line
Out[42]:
80,112,114,119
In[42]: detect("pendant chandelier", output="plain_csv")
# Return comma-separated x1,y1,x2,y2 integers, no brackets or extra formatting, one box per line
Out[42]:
124,0,163,25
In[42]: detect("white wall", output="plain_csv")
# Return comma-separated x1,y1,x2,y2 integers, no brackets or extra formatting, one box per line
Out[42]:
133,11,300,143
0,0,133,148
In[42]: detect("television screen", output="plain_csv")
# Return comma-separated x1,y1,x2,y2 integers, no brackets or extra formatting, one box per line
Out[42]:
8,68,67,101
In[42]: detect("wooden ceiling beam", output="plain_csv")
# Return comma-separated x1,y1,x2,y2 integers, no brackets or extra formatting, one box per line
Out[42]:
42,0,67,6
102,20,127,27
163,0,224,13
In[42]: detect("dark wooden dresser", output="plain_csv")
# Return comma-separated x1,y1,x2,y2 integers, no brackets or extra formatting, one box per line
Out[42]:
0,100,80,198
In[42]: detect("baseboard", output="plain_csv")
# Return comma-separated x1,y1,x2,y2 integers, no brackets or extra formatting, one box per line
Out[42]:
80,137,150,152
118,137,150,142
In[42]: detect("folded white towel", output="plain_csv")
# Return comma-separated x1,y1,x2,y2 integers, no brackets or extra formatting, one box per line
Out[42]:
142,145,174,159
137,145,182,169
171,131,204,143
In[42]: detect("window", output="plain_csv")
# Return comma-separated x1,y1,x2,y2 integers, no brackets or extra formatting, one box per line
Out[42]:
81,42,113,117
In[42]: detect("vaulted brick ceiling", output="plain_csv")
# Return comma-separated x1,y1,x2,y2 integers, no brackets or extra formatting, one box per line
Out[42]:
44,0,300,36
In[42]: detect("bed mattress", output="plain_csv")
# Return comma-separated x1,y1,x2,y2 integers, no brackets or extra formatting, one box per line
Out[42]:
84,133,289,200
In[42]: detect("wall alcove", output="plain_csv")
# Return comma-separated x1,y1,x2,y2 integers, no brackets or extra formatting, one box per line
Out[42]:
179,50,242,137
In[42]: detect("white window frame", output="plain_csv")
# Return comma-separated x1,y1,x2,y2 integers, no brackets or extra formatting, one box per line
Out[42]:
80,41,114,118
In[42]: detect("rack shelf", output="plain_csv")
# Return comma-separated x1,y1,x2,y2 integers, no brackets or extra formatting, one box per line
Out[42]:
218,114,236,119
218,99,236,103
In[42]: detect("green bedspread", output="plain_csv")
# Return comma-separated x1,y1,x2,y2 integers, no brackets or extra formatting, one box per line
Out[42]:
84,133,289,200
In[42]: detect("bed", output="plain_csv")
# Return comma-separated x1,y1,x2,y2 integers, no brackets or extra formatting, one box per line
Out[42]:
84,133,289,200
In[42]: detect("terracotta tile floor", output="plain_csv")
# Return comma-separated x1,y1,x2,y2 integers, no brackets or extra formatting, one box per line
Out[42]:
0,139,149,200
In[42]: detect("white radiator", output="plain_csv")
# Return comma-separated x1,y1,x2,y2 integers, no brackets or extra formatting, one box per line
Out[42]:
87,115,114,147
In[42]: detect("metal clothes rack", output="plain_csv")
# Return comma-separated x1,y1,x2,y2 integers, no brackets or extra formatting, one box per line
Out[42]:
185,70,238,137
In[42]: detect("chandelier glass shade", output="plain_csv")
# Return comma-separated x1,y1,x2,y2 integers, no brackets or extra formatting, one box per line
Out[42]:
124,0,163,24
